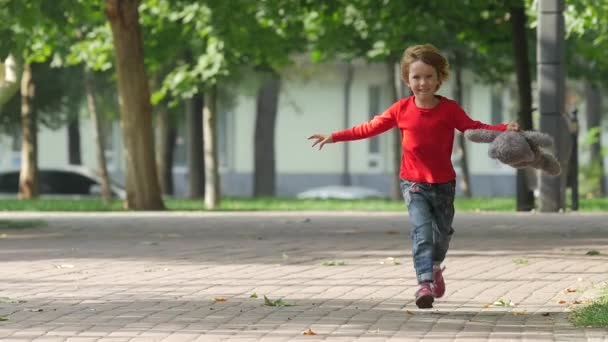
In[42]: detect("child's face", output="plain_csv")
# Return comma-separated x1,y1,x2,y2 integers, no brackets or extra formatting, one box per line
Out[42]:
406,60,440,102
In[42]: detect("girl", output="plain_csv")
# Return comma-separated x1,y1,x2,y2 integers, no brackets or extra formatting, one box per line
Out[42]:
309,44,519,308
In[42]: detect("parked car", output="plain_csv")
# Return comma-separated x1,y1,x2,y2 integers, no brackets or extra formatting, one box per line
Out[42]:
296,185,386,200
0,165,126,199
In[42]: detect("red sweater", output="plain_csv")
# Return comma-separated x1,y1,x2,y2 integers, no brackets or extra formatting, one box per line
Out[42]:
331,96,507,183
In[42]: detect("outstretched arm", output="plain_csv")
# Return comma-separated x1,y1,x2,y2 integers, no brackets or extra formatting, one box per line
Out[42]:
308,100,400,150
452,102,520,133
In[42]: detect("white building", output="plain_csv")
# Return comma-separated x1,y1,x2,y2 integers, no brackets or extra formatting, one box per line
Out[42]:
0,60,605,198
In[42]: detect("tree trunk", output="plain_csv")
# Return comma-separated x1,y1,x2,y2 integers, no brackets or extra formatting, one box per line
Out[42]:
0,54,21,109
187,94,204,198
453,64,472,198
254,71,281,197
18,63,38,199
68,117,82,165
510,3,535,211
585,82,606,196
388,61,403,200
203,84,220,209
157,105,176,196
84,70,112,203
105,0,164,210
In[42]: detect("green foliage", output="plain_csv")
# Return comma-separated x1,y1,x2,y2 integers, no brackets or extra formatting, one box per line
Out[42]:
578,127,607,199
304,0,521,85
148,0,306,105
563,1,608,86
0,62,86,133
66,26,114,72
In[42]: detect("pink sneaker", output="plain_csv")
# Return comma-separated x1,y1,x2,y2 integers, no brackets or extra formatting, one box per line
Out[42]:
415,283,434,309
432,265,446,298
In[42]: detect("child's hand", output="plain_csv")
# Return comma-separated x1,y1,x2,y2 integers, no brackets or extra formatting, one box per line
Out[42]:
507,121,520,131
308,134,334,150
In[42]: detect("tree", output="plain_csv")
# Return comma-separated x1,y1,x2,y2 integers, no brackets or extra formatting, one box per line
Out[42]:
510,1,536,210
147,1,225,209
248,0,306,197
0,1,74,198
563,0,608,197
151,0,303,205
156,103,177,196
104,0,164,210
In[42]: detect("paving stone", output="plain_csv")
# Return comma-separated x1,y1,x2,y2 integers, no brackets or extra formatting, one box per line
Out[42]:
0,212,606,341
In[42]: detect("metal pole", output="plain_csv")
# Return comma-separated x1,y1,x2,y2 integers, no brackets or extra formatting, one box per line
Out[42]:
537,0,570,212
569,109,579,211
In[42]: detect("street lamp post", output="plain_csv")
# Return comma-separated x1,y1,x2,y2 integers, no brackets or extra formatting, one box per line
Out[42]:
537,0,571,212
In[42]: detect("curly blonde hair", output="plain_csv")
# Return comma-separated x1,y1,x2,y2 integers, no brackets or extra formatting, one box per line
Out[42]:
400,44,449,89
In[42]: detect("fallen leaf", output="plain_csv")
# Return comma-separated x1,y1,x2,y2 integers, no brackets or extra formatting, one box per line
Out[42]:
0,316,7,321
541,312,550,317
573,300,582,304
55,264,74,269
321,260,346,266
405,310,414,315
513,311,527,316
564,288,577,293
483,304,491,308
586,250,600,256
214,297,227,302
513,258,529,265
250,293,258,298
558,300,567,304
264,295,293,307
303,328,317,336
385,230,399,235
493,298,515,307
380,257,401,265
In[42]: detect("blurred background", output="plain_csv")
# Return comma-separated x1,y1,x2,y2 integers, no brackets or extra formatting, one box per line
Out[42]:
0,0,605,211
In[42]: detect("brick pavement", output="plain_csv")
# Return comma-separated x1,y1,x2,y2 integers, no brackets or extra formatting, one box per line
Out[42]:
0,211,607,341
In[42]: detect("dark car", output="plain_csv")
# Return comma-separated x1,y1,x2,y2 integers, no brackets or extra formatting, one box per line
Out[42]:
0,166,126,199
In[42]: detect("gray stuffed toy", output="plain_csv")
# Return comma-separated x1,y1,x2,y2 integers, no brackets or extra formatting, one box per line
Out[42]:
464,129,561,176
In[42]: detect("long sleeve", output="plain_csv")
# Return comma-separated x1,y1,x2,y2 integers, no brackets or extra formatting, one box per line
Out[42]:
331,100,400,142
452,103,507,133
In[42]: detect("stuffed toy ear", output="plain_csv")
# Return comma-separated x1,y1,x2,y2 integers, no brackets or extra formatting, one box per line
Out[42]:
522,131,554,149
464,129,501,143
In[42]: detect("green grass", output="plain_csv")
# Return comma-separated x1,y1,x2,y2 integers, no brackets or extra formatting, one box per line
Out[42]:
0,219,47,229
569,287,608,328
0,197,606,212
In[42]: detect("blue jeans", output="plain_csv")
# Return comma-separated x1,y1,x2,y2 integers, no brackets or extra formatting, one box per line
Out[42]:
400,179,455,283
